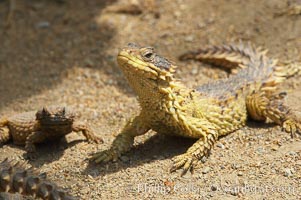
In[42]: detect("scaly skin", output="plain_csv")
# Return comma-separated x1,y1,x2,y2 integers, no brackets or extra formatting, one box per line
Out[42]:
91,42,300,175
0,106,103,156
0,158,77,200
0,192,24,200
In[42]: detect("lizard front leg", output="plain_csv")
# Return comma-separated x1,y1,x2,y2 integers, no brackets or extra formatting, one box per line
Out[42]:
170,116,219,176
72,122,103,144
91,112,150,163
170,131,218,176
25,131,47,159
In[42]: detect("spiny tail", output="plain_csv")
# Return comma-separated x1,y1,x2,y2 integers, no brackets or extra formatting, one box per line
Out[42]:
0,158,77,200
240,49,299,95
179,41,268,70
180,42,300,94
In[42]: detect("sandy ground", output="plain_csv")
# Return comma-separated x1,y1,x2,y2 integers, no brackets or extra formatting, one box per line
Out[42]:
0,0,301,199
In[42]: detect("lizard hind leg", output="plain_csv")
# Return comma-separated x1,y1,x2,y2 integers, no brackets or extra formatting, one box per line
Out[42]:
246,92,301,137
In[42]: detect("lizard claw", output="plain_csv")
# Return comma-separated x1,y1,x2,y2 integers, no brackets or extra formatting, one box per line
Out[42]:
88,136,104,144
170,153,198,176
282,119,301,138
90,149,118,163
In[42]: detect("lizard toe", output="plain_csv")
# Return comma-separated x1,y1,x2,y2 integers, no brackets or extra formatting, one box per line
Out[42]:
96,137,104,144
170,155,187,173
91,149,117,163
181,158,193,176
170,153,197,176
88,136,104,144
283,119,300,138
181,156,198,176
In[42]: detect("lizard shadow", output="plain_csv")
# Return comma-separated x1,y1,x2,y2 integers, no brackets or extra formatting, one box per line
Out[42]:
84,133,196,177
29,138,87,168
5,138,84,168
84,120,280,176
37,139,84,163
246,120,278,130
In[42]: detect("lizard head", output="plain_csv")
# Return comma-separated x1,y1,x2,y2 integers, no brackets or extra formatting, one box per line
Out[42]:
36,106,75,125
117,43,176,77
117,43,177,79
117,43,177,96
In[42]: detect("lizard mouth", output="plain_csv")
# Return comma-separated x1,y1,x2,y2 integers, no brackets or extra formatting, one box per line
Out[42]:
40,118,73,125
117,50,159,77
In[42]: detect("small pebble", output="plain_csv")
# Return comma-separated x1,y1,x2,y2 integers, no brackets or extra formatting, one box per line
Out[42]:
211,185,218,191
184,35,194,42
271,145,278,151
173,11,181,18
191,68,198,75
283,168,293,177
106,79,114,85
202,166,211,174
231,164,240,170
36,21,50,29
198,21,206,29
216,143,225,149
230,190,238,196
237,171,243,176
201,157,207,163
256,147,265,154
84,58,95,67
288,151,297,156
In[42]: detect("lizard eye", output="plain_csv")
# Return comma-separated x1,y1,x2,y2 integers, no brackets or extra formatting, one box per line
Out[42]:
144,52,153,58
141,47,155,61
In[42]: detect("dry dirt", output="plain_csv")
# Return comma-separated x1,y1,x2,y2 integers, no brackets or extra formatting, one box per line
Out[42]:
0,0,301,199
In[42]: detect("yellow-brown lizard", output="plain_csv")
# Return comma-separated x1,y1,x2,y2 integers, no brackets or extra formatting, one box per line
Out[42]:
91,42,300,175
